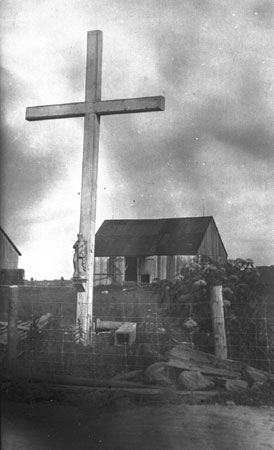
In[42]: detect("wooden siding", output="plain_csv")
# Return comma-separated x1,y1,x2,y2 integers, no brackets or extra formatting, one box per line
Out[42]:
198,218,227,262
0,232,19,269
94,256,125,286
94,257,110,286
157,256,167,279
94,254,201,284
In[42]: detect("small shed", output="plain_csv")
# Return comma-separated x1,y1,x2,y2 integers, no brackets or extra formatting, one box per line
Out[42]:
94,216,227,286
0,227,21,269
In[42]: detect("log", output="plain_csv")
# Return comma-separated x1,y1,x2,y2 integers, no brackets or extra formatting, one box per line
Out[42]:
49,384,160,396
49,384,218,398
11,371,153,390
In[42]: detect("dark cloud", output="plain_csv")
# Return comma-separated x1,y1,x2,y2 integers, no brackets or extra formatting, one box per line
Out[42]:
197,61,274,160
156,28,197,87
0,67,67,244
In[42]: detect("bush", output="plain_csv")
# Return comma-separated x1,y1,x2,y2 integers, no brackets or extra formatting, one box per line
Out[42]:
152,258,273,371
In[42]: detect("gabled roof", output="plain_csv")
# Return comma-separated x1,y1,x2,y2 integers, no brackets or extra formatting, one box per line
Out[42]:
95,216,214,257
0,227,21,256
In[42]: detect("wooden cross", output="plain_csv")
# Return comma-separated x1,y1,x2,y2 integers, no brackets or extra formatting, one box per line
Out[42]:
26,30,165,343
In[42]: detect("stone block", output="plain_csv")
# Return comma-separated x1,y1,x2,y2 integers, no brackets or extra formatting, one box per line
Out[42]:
245,368,268,384
114,322,136,346
178,370,215,391
225,379,248,392
144,362,174,386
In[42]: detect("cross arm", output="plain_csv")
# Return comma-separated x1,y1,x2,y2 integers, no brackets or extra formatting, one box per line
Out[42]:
25,102,88,121
25,96,165,121
95,96,165,115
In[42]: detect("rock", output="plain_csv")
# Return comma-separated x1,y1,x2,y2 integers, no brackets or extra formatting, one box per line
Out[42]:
112,370,144,382
225,379,248,392
226,400,236,407
144,362,174,386
245,368,268,384
251,381,266,393
177,370,215,391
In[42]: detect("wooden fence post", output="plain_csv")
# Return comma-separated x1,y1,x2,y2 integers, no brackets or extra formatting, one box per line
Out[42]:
210,285,227,359
7,285,19,371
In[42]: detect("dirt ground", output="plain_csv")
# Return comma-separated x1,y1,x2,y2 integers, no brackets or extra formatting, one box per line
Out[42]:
2,396,274,450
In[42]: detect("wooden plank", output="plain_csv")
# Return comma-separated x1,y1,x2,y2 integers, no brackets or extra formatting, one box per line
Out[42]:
14,372,154,389
49,384,219,398
26,102,88,120
167,357,241,379
76,31,103,343
95,96,165,115
26,96,165,121
49,384,161,396
168,344,243,378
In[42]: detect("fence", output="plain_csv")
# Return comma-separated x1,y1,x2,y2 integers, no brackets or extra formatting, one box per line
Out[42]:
1,278,274,383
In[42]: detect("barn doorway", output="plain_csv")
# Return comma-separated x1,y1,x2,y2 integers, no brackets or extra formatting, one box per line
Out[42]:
125,257,137,282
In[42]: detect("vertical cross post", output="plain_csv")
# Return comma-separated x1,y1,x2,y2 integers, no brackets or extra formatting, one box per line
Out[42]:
76,31,102,344
26,30,165,345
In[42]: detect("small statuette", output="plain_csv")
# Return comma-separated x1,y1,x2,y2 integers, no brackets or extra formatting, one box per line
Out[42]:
73,233,87,278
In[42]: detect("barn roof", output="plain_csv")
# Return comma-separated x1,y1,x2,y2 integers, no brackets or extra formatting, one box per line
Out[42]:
95,216,217,257
0,227,22,256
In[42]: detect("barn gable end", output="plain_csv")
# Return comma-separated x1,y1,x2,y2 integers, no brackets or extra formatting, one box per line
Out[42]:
198,217,228,262
0,227,21,270
94,216,227,286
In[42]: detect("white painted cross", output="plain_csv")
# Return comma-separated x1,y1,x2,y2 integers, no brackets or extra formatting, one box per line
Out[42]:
26,30,165,343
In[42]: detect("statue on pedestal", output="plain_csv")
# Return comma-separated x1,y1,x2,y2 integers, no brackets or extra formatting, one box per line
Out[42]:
73,234,87,278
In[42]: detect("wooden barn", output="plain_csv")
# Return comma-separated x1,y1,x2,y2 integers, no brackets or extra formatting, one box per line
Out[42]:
94,216,227,286
0,227,21,269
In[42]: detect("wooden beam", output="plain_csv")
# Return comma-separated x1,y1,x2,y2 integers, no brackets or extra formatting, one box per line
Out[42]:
26,96,165,121
77,30,102,344
26,102,88,121
96,96,165,115
210,285,228,360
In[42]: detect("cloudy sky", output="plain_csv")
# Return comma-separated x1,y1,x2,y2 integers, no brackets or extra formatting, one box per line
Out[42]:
1,0,274,279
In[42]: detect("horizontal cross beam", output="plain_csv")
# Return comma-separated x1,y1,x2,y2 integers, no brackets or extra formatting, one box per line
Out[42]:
26,96,165,121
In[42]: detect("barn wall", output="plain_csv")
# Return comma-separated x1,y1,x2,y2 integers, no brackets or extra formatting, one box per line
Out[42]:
166,255,175,279
94,257,111,286
137,256,158,283
110,257,125,285
94,256,125,286
138,255,199,281
157,256,167,279
0,233,19,269
198,219,227,262
175,255,197,276
94,255,201,284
